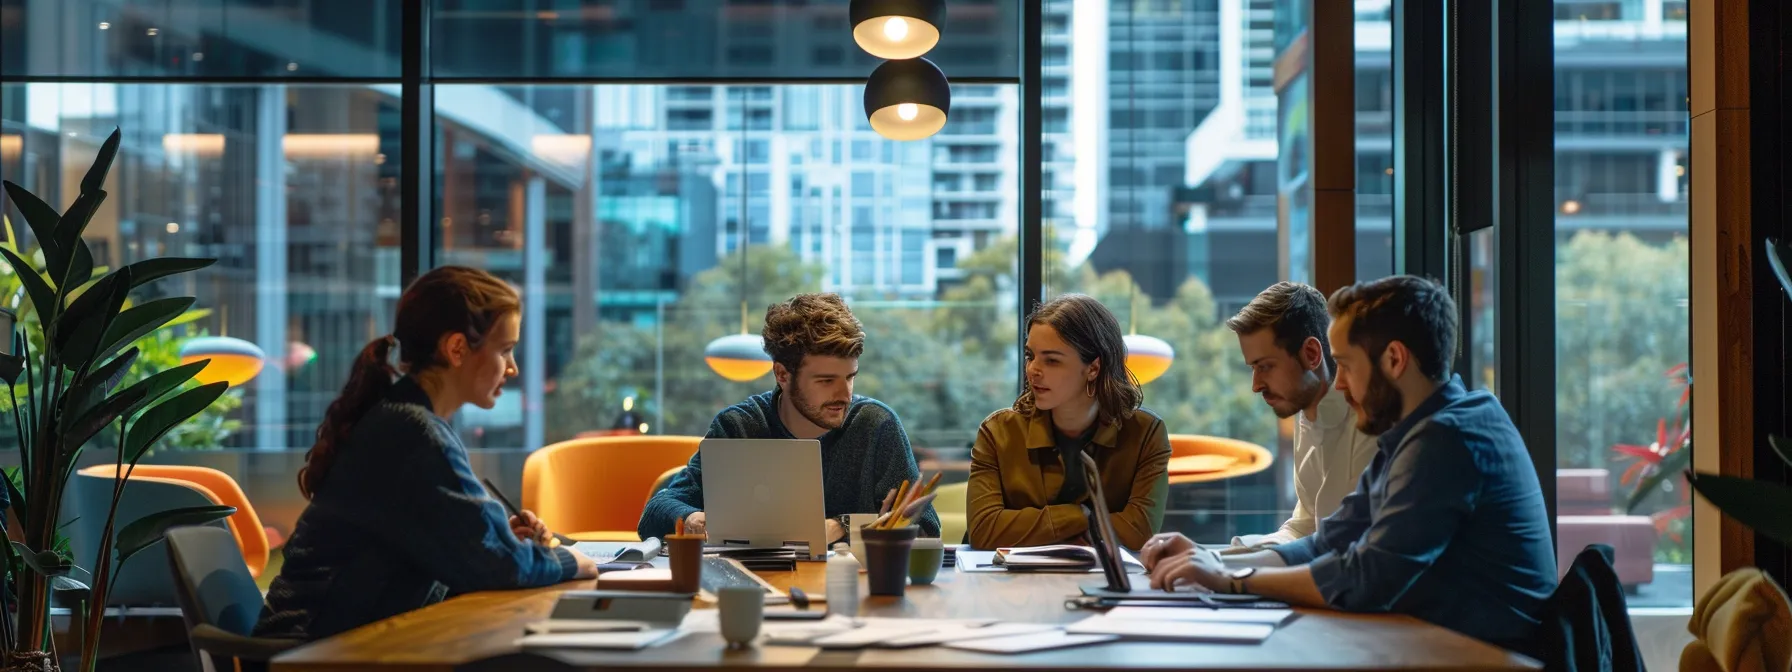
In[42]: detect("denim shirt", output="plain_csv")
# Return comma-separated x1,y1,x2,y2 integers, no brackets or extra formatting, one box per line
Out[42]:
1271,376,1558,655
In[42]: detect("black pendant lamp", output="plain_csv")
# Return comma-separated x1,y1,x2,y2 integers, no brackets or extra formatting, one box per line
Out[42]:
864,57,951,141
850,0,946,60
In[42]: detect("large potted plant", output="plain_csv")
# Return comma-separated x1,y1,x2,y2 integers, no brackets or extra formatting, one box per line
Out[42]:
0,129,235,671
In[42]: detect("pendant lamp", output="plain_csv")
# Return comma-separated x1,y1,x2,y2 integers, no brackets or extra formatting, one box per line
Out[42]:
704,330,772,382
850,0,945,60
864,57,951,141
1121,288,1174,385
180,335,266,387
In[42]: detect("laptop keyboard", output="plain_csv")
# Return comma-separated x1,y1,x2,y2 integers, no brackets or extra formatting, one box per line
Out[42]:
701,557,774,595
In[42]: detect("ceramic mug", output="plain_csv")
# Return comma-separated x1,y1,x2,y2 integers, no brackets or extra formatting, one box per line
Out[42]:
717,586,763,648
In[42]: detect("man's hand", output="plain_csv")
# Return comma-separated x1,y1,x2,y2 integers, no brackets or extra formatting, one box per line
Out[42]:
1148,547,1230,593
683,512,708,537
1138,532,1196,571
825,518,846,545
510,510,552,545
566,548,599,580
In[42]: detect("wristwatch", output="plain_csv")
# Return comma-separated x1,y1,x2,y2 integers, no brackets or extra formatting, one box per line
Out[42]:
832,514,853,544
1227,567,1257,595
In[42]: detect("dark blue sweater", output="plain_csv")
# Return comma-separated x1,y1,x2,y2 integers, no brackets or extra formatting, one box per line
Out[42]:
255,377,578,641
637,389,941,540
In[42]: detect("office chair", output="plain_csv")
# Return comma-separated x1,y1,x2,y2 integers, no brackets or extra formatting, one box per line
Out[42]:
166,526,302,672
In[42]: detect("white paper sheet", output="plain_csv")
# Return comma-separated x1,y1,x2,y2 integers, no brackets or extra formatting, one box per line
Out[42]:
1102,606,1295,625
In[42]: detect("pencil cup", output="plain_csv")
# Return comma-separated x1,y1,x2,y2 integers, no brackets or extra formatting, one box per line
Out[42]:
847,513,880,565
717,586,763,649
860,525,919,596
666,534,704,594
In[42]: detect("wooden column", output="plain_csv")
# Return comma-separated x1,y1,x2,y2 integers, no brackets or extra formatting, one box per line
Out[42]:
1311,0,1356,295
1689,0,1754,591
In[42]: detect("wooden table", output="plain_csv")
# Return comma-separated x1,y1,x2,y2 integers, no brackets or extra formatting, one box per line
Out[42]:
272,564,1540,672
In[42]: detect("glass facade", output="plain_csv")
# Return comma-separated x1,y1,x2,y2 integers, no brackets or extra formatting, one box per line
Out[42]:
0,0,1694,613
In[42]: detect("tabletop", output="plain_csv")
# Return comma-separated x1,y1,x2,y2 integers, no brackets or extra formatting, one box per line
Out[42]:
271,562,1541,672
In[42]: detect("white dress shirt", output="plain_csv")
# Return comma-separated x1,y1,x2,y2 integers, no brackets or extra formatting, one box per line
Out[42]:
1229,388,1379,549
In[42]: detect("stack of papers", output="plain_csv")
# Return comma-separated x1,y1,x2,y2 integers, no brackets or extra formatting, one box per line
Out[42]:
1065,614,1275,643
517,630,684,650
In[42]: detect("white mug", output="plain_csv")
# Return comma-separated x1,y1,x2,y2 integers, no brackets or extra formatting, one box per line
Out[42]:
717,586,763,649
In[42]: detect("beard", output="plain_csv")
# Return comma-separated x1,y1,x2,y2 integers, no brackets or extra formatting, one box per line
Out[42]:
1265,373,1328,419
788,382,848,430
1351,367,1405,435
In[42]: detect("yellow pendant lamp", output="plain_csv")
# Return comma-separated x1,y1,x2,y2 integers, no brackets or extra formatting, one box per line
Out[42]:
1122,288,1174,385
179,335,266,387
705,331,772,382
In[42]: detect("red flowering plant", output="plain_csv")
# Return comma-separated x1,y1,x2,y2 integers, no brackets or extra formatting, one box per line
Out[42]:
1615,363,1691,546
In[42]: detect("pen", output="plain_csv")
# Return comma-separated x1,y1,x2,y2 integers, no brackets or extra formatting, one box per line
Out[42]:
482,478,564,548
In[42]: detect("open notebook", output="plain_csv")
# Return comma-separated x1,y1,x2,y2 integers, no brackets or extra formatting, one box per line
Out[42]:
985,545,1144,572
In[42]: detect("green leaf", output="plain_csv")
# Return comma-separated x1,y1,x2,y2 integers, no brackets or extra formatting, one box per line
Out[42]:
113,504,235,569
97,297,194,361
1687,471,1792,548
0,352,21,386
164,308,211,330
1769,238,1792,300
62,384,147,451
54,266,131,370
9,542,71,577
80,129,122,196
111,359,210,420
1626,445,1693,514
0,246,57,322
1770,434,1792,470
125,382,228,462
2,181,61,263
3,468,26,519
117,257,215,291
60,239,93,296
67,347,138,420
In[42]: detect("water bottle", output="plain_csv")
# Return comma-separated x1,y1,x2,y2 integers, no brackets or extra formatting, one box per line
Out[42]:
826,542,860,619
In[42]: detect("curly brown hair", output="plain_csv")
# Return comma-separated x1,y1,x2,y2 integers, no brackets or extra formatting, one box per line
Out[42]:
761,293,865,374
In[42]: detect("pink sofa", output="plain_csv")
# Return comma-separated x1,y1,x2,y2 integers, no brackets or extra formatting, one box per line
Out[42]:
1556,468,1657,589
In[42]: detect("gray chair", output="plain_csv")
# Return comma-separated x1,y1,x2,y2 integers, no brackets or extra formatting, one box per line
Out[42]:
59,469,229,608
165,526,301,672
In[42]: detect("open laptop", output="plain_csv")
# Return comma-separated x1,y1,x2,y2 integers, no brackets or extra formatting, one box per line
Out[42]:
698,438,829,560
1077,452,1273,605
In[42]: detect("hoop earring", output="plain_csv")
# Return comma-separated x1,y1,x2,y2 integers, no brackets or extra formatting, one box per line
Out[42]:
1085,380,1096,398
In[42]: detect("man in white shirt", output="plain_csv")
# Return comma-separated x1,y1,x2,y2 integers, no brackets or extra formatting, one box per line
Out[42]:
1223,282,1378,550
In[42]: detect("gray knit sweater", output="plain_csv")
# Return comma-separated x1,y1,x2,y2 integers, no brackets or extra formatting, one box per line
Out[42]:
637,389,941,541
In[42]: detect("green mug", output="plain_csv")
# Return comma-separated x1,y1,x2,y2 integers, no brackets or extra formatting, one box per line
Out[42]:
908,537,945,585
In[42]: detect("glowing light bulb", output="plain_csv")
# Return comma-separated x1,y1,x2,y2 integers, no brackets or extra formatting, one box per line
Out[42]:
883,17,910,41
897,103,919,121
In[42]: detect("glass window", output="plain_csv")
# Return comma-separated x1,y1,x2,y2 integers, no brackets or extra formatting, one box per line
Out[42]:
0,83,401,453
1554,8,1692,609
1046,0,1287,543
1357,12,1394,281
0,0,403,79
429,0,1020,80
436,84,1020,455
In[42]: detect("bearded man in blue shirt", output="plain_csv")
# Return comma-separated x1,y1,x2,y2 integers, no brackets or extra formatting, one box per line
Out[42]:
1139,275,1557,658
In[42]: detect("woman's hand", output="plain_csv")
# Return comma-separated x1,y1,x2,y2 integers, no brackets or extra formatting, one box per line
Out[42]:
1138,532,1195,571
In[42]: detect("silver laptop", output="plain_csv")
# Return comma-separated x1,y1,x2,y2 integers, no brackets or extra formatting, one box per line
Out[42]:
698,438,828,560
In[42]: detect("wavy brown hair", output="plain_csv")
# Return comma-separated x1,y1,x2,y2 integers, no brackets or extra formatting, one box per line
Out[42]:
297,266,521,499
761,293,865,374
1013,294,1142,429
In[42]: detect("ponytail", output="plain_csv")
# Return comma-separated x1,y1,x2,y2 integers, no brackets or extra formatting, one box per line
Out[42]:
297,266,521,500
298,336,398,499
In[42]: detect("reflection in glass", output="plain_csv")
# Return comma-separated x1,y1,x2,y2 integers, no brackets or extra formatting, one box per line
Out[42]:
0,83,402,453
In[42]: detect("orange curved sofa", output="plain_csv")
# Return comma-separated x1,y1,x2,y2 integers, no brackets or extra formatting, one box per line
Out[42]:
79,464,270,578
1165,434,1275,485
522,435,701,542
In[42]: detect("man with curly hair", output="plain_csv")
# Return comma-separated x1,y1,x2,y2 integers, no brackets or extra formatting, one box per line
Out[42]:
637,294,940,545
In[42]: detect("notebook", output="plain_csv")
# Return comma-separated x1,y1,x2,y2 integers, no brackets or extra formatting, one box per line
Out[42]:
992,545,1146,572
